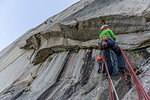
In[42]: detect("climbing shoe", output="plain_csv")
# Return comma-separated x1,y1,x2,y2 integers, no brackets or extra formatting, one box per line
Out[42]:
102,70,105,74
97,69,101,74
118,67,125,74
112,72,119,76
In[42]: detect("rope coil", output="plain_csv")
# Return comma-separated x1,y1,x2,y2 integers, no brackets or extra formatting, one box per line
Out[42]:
96,49,150,100
121,49,150,100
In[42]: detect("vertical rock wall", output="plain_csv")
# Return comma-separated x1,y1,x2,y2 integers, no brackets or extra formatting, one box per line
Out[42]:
0,0,150,100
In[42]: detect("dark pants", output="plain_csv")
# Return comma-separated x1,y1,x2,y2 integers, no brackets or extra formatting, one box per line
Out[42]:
103,38,126,75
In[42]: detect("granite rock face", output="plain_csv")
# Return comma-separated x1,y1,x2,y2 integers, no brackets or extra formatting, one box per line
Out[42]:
0,0,150,100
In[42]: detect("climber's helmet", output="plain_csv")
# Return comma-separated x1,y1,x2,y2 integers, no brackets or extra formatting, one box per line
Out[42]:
101,25,108,31
97,56,102,62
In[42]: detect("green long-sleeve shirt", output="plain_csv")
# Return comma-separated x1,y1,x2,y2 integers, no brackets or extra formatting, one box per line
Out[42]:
99,28,116,41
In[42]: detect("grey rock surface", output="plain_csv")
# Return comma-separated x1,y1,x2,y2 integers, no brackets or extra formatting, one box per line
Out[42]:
0,0,150,100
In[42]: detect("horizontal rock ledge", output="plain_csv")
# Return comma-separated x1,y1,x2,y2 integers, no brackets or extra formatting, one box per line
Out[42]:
20,15,148,51
32,44,150,65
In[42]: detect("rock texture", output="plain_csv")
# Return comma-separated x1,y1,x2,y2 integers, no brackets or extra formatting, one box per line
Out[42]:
0,0,150,100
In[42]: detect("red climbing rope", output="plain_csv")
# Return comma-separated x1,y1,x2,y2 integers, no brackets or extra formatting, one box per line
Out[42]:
121,49,150,100
103,55,114,100
129,60,150,77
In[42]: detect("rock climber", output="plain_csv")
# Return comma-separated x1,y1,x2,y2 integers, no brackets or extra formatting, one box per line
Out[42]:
97,56,103,73
98,25,126,76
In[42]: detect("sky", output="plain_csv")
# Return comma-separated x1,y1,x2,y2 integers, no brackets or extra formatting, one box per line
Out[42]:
0,0,79,51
